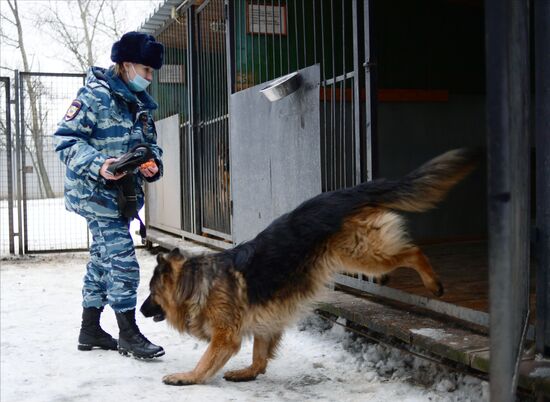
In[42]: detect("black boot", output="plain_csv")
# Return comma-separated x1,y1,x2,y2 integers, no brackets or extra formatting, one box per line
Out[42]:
78,307,118,351
115,309,165,359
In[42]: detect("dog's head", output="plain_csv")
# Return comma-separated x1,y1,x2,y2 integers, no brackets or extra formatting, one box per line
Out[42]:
140,247,190,323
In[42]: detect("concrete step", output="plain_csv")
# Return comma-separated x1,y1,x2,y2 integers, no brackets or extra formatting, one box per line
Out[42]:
316,289,550,398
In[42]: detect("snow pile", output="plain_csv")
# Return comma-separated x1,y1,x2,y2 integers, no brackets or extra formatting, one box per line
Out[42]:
299,315,488,401
1,249,488,402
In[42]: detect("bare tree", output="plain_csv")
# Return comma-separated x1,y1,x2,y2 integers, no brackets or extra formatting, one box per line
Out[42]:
35,0,139,72
4,0,56,198
0,0,160,199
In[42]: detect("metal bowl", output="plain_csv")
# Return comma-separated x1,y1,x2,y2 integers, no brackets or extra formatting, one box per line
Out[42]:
259,72,301,102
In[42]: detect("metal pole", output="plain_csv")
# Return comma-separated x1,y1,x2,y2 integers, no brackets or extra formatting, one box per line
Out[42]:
19,72,28,254
225,0,235,239
13,71,23,255
188,6,201,235
485,1,531,401
2,77,14,254
352,0,361,185
363,0,376,181
535,0,550,357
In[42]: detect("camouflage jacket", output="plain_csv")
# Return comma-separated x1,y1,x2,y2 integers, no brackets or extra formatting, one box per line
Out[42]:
54,66,163,219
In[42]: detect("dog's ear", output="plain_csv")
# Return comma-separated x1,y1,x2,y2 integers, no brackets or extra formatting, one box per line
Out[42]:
168,247,187,259
175,260,203,304
156,253,165,265
154,252,172,276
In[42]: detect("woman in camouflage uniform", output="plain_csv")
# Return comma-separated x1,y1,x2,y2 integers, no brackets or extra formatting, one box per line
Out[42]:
55,32,165,359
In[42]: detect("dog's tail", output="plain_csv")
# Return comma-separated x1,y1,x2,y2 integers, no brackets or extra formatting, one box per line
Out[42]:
359,148,481,212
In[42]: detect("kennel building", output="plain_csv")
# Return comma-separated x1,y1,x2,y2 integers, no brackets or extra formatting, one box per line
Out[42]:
138,0,549,400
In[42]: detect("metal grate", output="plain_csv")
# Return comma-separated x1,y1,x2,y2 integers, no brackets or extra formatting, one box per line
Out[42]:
195,0,231,238
18,72,88,253
229,0,367,192
150,13,196,233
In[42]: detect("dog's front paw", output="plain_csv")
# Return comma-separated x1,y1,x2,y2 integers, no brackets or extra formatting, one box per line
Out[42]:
163,372,197,386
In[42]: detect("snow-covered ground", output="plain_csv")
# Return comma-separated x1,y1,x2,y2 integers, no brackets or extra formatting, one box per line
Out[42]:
1,249,488,402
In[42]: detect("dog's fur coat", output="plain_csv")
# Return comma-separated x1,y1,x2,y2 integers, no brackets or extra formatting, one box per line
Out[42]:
141,148,479,385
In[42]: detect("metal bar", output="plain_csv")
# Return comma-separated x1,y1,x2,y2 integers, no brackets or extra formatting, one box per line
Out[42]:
202,114,230,125
2,77,14,254
330,0,336,190
18,72,85,78
225,0,234,239
264,0,268,80
215,1,223,231
334,274,491,328
176,0,195,13
189,6,201,234
363,0,375,181
243,0,249,89
352,0,361,185
286,0,290,74
148,225,232,250
210,2,218,232
201,226,232,241
341,0,346,187
251,0,256,85
271,1,275,78
320,0,327,191
278,0,283,77
312,0,317,64
302,0,307,66
196,0,212,13
19,72,28,254
13,71,23,254
293,0,299,70
485,0,531,401
225,0,236,95
535,0,550,357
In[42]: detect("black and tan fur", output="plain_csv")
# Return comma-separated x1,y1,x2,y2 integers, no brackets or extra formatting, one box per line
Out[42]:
141,148,479,386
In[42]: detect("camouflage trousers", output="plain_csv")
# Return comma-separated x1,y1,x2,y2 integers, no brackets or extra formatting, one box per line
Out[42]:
82,216,139,312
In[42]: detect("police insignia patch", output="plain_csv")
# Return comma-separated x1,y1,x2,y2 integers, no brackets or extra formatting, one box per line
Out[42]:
64,99,82,121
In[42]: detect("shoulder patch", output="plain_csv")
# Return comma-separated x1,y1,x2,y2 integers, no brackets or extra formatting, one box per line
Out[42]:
64,99,82,121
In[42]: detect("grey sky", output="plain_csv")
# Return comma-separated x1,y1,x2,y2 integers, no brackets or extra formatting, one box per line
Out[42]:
0,0,162,74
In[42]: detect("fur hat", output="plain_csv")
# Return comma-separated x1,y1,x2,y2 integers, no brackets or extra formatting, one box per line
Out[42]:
111,31,164,70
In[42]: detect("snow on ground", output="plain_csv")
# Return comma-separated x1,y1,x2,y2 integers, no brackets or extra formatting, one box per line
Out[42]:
1,249,488,402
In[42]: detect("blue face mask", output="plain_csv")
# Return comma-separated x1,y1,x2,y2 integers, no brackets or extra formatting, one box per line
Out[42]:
127,64,151,92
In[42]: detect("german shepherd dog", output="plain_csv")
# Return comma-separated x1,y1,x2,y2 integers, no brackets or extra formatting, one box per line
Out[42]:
141,149,478,386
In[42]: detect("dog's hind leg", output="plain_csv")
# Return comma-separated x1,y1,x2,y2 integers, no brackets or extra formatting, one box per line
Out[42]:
224,332,282,382
392,246,444,297
163,328,241,386
331,209,443,296
359,246,443,297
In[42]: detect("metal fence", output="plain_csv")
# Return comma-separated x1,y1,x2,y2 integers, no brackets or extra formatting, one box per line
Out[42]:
0,77,15,255
228,0,372,190
18,72,89,253
149,10,196,234
195,0,231,238
147,1,231,242
0,72,89,255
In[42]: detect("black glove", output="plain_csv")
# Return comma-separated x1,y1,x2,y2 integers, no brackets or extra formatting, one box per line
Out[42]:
106,143,154,176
